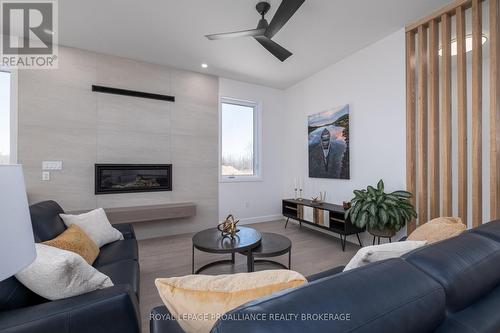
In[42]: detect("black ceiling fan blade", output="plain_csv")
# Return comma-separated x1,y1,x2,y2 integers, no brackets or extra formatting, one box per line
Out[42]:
254,36,292,62
265,0,305,38
205,28,266,40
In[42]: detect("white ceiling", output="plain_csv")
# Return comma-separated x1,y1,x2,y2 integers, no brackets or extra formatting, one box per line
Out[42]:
59,0,451,89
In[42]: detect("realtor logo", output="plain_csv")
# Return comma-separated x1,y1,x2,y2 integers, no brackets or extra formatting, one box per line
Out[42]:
1,0,58,68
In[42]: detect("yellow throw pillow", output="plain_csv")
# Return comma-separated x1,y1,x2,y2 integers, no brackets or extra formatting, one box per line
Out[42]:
407,217,466,244
155,270,307,333
43,225,99,265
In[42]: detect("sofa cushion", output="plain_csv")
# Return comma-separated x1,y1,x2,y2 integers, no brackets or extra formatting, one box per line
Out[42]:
97,260,140,299
403,231,500,312
29,201,67,242
436,284,500,333
211,259,445,333
472,220,500,243
92,239,138,267
0,284,141,333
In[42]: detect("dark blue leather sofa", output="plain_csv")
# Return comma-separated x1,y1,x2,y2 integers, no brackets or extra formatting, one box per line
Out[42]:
0,201,141,333
151,221,500,333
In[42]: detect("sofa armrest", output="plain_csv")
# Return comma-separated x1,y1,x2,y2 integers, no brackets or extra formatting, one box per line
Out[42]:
114,223,136,240
0,285,140,333
306,266,345,282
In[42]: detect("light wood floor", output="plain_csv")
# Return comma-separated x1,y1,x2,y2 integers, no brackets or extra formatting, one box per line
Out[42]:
138,219,360,332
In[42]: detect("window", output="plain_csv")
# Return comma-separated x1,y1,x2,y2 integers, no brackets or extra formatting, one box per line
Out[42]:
220,98,260,181
0,71,11,164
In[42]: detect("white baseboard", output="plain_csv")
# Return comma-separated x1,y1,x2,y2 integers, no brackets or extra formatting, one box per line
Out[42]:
237,214,284,225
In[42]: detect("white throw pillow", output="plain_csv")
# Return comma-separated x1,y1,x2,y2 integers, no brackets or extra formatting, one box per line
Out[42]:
343,240,427,271
16,244,113,300
60,208,123,247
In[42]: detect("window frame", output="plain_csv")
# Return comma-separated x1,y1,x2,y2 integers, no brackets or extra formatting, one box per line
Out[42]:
0,68,17,164
219,97,262,183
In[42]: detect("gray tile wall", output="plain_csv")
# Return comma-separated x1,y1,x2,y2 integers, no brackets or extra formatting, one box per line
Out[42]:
18,46,219,239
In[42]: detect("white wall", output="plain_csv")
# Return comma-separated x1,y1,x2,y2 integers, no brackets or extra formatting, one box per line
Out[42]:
282,29,407,242
219,78,285,224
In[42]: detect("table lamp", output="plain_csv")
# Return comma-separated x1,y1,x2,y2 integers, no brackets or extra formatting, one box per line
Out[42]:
0,165,36,281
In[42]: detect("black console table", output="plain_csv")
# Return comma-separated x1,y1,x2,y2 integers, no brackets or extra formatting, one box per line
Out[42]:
282,199,364,251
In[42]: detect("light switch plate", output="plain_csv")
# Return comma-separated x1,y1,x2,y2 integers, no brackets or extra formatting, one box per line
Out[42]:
42,171,50,181
42,161,63,170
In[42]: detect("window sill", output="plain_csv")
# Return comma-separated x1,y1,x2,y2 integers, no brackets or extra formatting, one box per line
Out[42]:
219,176,263,183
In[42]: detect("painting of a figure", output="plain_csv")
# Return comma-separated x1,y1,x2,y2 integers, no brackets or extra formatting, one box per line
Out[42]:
308,105,350,179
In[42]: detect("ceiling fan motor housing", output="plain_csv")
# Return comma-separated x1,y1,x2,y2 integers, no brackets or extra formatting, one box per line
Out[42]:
256,1,271,16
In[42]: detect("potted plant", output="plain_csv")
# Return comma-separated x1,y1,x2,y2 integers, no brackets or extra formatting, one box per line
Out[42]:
345,180,417,238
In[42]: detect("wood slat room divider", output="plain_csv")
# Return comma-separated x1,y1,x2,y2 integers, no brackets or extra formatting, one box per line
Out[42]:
491,0,500,219
472,0,483,228
406,0,500,232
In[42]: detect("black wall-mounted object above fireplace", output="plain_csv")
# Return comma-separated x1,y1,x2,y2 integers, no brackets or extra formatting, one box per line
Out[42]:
92,85,175,102
95,164,172,195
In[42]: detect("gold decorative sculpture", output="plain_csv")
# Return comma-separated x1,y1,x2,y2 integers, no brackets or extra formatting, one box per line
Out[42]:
217,214,240,238
311,196,321,204
312,191,327,205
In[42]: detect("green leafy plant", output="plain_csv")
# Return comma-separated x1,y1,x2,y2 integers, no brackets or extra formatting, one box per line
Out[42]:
345,180,417,231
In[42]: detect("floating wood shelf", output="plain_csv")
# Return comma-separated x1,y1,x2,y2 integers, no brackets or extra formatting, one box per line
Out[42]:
71,202,196,224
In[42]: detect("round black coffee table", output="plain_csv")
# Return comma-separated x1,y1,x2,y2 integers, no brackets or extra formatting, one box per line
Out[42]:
246,233,292,270
192,227,262,274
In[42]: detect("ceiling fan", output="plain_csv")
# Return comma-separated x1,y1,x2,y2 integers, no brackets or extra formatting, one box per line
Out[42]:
205,0,305,62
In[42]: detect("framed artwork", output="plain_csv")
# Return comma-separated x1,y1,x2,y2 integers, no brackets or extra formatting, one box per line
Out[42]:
308,104,350,179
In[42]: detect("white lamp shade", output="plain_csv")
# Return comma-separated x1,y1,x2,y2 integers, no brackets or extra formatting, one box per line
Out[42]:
0,165,36,281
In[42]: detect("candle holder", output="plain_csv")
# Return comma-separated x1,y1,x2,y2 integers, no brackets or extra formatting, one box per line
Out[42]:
298,188,303,201
294,188,298,200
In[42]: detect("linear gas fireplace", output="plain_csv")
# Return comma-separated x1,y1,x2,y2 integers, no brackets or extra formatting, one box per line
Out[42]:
95,164,172,194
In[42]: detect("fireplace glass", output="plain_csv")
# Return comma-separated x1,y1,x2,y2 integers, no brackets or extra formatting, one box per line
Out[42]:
95,164,172,194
